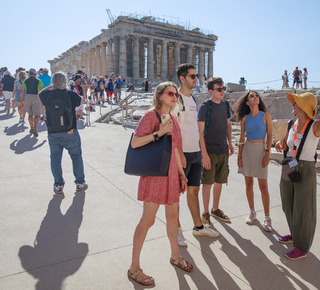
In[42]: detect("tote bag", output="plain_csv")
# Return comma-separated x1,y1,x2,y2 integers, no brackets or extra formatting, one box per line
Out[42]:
124,111,172,176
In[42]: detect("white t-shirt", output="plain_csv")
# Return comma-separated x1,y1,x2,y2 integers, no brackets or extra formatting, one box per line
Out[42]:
287,122,319,161
175,92,200,152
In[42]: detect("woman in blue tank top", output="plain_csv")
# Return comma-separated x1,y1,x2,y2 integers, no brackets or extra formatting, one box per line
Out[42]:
234,91,273,232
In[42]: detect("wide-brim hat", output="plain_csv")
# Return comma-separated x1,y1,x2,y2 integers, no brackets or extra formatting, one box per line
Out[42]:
287,92,318,119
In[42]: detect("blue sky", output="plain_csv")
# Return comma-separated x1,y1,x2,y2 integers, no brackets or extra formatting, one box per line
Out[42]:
2,0,319,90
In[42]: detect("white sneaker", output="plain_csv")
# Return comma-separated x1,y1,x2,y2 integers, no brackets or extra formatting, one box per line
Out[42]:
178,227,187,247
193,226,220,237
263,218,273,232
245,211,256,224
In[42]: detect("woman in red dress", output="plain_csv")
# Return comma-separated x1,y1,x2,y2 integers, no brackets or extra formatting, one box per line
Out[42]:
128,82,193,286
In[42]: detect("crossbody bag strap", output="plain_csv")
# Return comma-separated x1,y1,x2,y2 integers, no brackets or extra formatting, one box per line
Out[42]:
296,119,314,161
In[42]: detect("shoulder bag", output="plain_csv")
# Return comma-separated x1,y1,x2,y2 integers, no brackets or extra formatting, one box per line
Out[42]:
124,111,172,176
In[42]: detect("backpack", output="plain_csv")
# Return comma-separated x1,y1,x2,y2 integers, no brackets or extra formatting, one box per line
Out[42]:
46,90,73,133
294,70,300,78
116,80,122,89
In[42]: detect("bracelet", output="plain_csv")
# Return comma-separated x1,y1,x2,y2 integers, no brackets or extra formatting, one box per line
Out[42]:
238,157,242,160
265,149,270,152
238,142,245,146
180,175,188,182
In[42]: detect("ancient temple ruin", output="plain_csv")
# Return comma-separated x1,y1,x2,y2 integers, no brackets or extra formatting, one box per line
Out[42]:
48,14,217,85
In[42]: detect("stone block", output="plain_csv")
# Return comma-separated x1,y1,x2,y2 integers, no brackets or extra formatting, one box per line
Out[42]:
272,119,289,144
226,82,245,92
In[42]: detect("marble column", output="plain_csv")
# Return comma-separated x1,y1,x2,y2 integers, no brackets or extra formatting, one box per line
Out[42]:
81,53,85,71
207,49,213,78
161,40,168,80
95,45,101,77
101,43,107,76
107,39,113,74
76,56,81,71
90,48,95,76
174,41,180,73
147,38,154,79
198,49,205,81
187,45,193,64
86,51,90,77
133,37,140,80
119,36,127,79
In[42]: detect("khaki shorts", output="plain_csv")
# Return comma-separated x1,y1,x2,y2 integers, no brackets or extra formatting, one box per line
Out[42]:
25,94,42,116
201,153,229,184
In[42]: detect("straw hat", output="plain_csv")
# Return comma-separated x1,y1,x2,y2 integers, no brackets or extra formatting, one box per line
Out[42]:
287,92,318,119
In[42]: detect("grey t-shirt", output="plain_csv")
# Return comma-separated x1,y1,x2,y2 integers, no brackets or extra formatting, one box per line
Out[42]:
197,99,231,154
14,79,22,91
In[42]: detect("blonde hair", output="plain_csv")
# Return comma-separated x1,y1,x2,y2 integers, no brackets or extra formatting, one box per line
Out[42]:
18,71,27,81
151,81,179,110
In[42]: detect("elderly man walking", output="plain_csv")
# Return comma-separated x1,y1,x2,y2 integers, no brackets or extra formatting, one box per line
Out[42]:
20,68,44,137
39,72,88,195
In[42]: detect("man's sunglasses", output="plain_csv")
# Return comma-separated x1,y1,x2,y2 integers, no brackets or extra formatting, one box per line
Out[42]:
163,91,180,97
185,74,199,79
212,86,226,92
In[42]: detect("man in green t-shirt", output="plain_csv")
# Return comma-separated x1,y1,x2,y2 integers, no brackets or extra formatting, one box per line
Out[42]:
20,68,44,137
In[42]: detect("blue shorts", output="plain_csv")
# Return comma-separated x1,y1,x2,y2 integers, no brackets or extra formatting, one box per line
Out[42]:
183,151,202,187
15,90,25,102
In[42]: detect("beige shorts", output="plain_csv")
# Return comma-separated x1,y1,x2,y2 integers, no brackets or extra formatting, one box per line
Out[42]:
3,91,13,100
25,94,42,116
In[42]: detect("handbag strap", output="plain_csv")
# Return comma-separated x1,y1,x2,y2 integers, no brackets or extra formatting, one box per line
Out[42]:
153,110,162,123
295,119,314,161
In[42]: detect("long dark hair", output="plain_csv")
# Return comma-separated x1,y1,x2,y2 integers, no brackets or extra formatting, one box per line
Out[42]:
234,91,267,122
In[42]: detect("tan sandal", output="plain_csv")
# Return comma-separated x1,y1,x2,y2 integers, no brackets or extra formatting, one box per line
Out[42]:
170,257,193,272
127,269,155,286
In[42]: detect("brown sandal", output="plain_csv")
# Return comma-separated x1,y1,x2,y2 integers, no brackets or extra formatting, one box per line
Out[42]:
170,257,193,272
127,269,155,286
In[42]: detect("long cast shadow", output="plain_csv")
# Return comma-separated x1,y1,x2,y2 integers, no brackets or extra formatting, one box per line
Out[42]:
10,135,46,154
19,193,88,290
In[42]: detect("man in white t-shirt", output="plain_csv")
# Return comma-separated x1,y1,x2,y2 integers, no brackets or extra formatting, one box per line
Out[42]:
175,64,220,247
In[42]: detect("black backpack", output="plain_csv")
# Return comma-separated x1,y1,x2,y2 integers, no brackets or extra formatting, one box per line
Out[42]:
46,90,73,133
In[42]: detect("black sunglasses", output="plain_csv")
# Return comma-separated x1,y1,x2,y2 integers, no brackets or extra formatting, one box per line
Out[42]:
212,86,226,92
185,74,199,80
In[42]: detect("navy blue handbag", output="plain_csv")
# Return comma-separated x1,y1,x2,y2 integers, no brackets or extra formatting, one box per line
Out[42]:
124,111,172,176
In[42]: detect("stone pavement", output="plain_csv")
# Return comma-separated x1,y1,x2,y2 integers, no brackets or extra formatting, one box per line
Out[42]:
0,98,319,290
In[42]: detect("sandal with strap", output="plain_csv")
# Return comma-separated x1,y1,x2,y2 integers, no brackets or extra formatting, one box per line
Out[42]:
127,269,155,286
170,257,193,272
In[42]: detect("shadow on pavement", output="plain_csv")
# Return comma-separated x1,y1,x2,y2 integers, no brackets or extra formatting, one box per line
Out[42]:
18,192,88,290
10,135,47,154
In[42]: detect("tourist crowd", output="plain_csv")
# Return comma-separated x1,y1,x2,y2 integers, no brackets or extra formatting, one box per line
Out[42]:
0,63,318,286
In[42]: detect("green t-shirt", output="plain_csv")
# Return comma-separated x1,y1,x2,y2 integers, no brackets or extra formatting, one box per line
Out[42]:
21,77,44,94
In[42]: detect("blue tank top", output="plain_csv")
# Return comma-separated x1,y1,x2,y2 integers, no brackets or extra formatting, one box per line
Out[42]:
245,111,267,140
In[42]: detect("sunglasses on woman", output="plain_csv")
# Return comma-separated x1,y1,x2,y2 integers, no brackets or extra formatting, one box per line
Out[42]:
248,93,260,98
163,91,180,97
212,86,226,92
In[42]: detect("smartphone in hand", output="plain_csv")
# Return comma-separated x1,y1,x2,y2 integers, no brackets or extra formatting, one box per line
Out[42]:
161,114,171,125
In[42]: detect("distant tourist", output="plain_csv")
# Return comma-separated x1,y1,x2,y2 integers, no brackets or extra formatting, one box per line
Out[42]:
303,68,308,89
20,68,44,137
38,68,52,121
195,78,201,93
292,66,302,89
202,74,208,93
234,91,273,232
142,78,149,92
282,70,289,88
12,70,27,123
39,72,88,195
114,76,123,103
239,77,247,85
105,78,114,103
275,92,319,260
1,71,16,114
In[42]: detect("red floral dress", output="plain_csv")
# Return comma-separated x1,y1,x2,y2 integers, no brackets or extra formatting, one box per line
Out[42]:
133,109,182,205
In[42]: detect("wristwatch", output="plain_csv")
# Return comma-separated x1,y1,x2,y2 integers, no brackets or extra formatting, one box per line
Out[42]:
153,132,160,141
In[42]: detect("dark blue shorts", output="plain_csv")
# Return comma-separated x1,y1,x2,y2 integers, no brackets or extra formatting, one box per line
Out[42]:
183,151,202,187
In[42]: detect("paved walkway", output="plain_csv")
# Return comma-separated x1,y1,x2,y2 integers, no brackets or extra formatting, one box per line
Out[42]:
0,98,319,289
